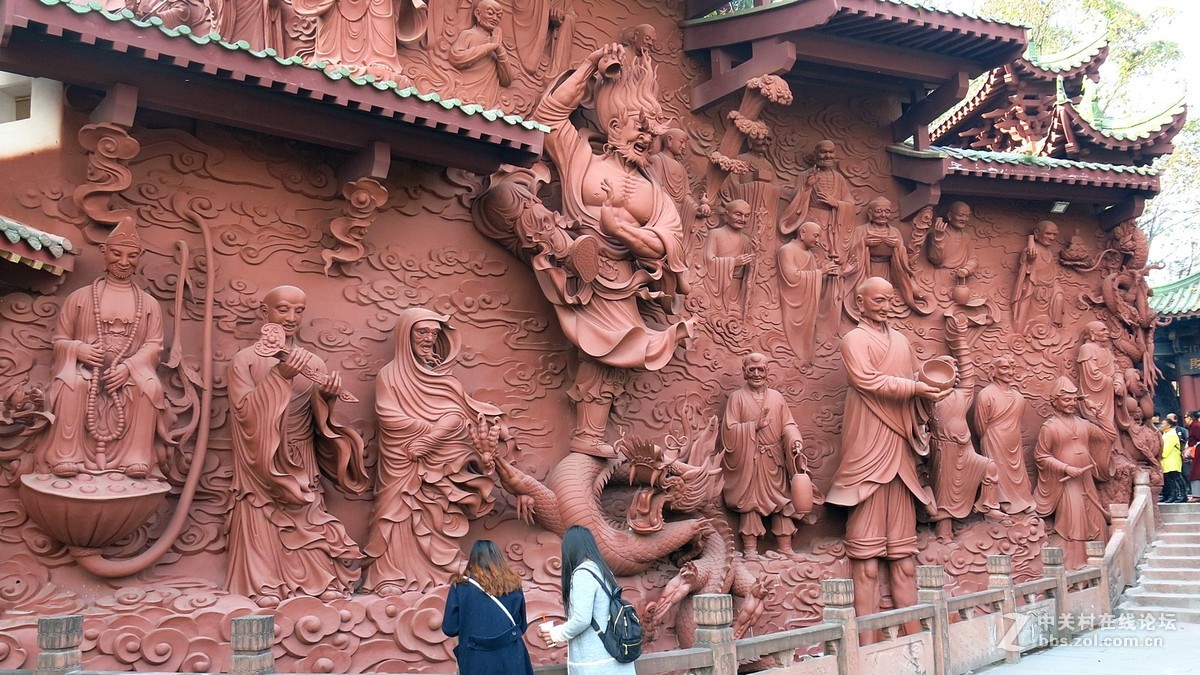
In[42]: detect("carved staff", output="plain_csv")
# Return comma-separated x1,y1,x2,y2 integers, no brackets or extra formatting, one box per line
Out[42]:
740,206,767,319
252,323,359,403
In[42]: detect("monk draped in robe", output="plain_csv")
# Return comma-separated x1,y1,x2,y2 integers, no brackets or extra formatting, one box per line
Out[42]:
293,0,425,76
721,353,806,555
449,0,514,107
365,308,502,594
927,312,999,540
1033,377,1110,569
38,222,173,478
780,140,856,258
777,220,838,365
825,277,948,628
840,197,931,320
220,0,282,53
226,286,369,606
972,355,1034,514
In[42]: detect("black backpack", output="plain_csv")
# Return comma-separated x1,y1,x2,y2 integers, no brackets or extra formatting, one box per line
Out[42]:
582,568,643,663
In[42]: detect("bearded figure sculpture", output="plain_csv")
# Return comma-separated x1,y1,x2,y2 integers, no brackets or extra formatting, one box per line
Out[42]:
470,43,707,575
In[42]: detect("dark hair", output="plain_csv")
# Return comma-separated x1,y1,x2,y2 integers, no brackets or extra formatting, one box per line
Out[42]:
560,525,617,609
453,540,522,597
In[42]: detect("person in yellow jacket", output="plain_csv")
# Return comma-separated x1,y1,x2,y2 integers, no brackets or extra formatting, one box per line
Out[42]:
1161,419,1187,503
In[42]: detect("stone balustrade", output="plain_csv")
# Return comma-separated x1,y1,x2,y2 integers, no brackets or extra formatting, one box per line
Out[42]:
28,473,1156,675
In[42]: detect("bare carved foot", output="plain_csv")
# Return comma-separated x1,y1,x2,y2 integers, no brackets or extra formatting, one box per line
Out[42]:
374,583,405,597
51,462,82,477
123,463,150,479
255,595,281,609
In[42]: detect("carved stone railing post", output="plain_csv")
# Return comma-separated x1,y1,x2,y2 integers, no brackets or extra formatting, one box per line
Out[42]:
987,555,1019,664
1042,547,1068,640
1133,469,1155,541
1086,540,1111,621
36,614,83,675
229,615,275,675
917,566,948,675
820,579,859,675
692,594,736,675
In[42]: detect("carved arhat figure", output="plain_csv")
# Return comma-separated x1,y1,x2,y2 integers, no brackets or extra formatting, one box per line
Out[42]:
780,139,856,257
365,307,506,594
825,277,948,631
1033,376,1110,569
36,220,174,479
721,353,806,556
225,285,369,606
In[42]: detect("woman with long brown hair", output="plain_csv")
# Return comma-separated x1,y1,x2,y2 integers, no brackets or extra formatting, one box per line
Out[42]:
442,540,535,675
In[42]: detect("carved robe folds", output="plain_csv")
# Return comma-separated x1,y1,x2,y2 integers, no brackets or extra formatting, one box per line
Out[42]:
225,348,369,601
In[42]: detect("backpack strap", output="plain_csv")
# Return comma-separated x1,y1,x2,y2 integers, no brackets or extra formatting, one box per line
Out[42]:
578,567,614,633
467,578,517,627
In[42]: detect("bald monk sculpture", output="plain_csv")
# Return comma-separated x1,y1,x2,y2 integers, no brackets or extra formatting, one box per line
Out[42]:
1033,376,1111,569
226,285,369,607
825,277,950,630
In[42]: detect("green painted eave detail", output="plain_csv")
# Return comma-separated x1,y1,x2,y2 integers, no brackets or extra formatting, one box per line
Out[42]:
1024,31,1107,74
929,70,994,134
37,0,550,133
1151,271,1200,316
686,0,1026,27
1076,89,1187,143
902,145,1159,175
0,214,75,258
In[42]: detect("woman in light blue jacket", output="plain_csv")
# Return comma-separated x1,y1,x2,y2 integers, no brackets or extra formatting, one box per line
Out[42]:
538,526,635,674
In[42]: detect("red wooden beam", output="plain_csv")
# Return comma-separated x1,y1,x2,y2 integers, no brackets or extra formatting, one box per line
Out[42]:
690,37,796,112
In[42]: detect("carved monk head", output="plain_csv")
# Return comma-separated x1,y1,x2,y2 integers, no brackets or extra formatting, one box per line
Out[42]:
742,353,769,391
813,140,837,169
472,0,502,31
798,221,822,248
866,197,893,226
99,220,145,281
661,127,687,159
1034,220,1059,246
1084,320,1110,345
855,277,894,323
1051,376,1080,415
410,319,443,367
946,202,971,229
262,286,307,338
991,354,1016,385
725,200,751,230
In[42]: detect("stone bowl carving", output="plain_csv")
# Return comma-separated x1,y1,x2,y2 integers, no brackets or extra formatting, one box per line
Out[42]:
20,472,170,549
917,357,956,390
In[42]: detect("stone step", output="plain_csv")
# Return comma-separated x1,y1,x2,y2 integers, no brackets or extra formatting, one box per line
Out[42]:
1140,567,1200,582
1143,555,1200,570
1157,532,1200,545
1159,522,1200,533
1160,513,1200,524
1159,503,1200,514
1121,590,1200,609
1147,543,1200,557
1116,603,1200,624
1136,579,1200,594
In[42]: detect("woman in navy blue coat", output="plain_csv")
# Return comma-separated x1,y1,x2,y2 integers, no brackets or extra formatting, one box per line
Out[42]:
442,540,536,675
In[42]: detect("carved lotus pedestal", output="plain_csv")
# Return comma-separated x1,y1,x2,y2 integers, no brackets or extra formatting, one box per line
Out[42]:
19,472,170,549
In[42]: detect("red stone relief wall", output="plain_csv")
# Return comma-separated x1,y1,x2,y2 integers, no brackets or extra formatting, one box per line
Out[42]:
0,1,1162,671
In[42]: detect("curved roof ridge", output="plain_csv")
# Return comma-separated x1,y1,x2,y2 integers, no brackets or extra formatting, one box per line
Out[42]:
1078,89,1188,141
1022,30,1108,74
1150,270,1200,317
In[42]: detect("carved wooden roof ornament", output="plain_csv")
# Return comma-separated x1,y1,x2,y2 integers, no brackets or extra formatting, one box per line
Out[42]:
931,34,1186,165
682,0,1026,112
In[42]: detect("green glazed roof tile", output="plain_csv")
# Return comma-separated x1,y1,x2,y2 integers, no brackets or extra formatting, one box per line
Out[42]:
1151,271,1200,316
35,0,552,132
687,0,1026,27
934,145,1158,175
1076,90,1187,143
0,215,75,258
1024,32,1106,73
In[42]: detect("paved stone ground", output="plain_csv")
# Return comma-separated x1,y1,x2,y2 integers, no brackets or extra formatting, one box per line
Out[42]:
978,622,1200,674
